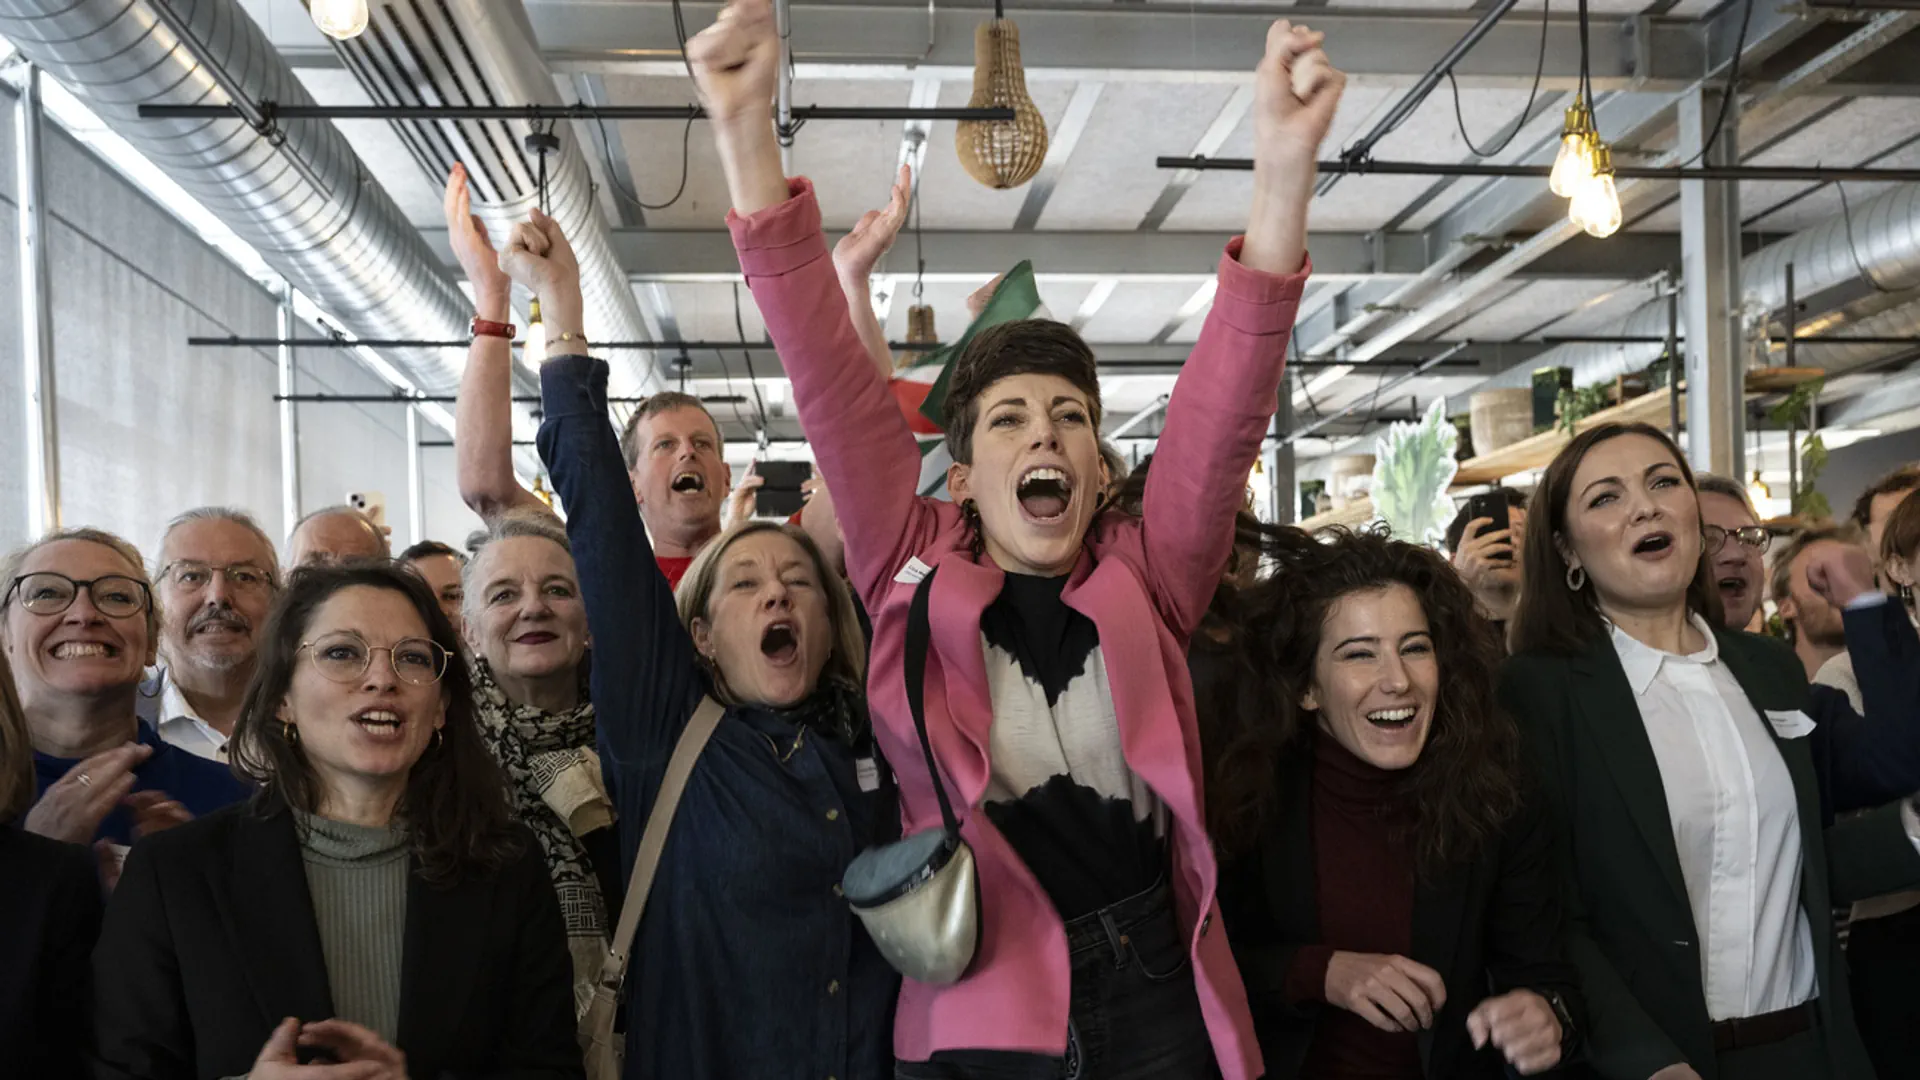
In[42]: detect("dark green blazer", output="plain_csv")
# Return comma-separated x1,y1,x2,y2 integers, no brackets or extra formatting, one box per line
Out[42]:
1498,624,1920,1080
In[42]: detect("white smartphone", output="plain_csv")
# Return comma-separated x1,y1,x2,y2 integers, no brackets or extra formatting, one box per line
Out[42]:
345,491,388,530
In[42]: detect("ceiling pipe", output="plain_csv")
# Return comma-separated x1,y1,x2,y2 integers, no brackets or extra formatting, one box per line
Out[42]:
0,0,490,406
326,0,660,397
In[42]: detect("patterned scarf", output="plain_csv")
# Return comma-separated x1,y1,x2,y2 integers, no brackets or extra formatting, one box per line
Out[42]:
470,657,610,1013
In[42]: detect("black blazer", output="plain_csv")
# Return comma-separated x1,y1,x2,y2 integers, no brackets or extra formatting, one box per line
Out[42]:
0,824,102,1079
1499,624,1920,1080
1217,741,1584,1079
1802,600,1920,825
92,803,583,1080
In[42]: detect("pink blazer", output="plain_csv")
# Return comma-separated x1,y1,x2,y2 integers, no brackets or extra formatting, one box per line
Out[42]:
731,180,1308,1080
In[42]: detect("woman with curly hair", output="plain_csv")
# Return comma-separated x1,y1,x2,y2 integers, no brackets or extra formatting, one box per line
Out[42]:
1213,527,1582,1078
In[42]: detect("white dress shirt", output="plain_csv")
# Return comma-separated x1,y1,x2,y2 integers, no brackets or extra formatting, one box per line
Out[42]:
155,674,230,762
1611,615,1818,1021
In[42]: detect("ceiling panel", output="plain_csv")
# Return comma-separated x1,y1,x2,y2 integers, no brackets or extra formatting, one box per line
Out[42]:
1441,278,1638,341
607,75,732,228
1080,280,1217,342
1544,279,1664,336
1037,81,1239,230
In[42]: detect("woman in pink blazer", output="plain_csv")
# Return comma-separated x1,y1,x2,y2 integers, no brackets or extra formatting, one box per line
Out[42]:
689,4,1340,1076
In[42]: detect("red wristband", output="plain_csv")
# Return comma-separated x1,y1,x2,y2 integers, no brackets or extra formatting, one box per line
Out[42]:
470,316,516,340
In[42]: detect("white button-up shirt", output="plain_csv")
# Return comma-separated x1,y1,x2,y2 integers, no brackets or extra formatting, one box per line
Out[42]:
155,674,230,762
1610,615,1818,1022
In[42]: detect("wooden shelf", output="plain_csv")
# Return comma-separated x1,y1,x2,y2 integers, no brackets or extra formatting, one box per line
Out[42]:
1451,367,1822,487
1295,368,1822,530
1298,499,1376,531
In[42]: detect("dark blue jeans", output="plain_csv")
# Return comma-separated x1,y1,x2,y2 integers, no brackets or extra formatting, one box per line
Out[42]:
895,881,1219,1080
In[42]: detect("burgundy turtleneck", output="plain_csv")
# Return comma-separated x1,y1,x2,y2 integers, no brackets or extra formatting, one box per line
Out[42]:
1284,731,1422,1079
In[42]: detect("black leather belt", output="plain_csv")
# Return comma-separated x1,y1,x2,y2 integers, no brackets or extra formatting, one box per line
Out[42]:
1712,1001,1814,1052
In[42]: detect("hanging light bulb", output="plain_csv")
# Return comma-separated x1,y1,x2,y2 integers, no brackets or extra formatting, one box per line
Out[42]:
521,297,547,369
1549,99,1597,198
955,12,1050,190
307,0,370,41
1569,141,1623,239
1747,468,1773,507
531,473,555,509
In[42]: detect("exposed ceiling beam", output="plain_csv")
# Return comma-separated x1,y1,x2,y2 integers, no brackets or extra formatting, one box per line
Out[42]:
258,0,1708,91
418,227,1683,282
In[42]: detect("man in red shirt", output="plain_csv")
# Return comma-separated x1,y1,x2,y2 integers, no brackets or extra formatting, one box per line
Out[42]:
615,392,730,588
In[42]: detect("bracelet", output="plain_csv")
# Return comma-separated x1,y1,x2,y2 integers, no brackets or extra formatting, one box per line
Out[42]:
554,330,590,348
470,316,515,340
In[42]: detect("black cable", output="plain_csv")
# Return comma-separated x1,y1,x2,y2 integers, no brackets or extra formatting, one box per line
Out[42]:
732,283,772,434
1835,181,1892,294
1681,0,1753,168
1450,0,1550,158
592,111,696,211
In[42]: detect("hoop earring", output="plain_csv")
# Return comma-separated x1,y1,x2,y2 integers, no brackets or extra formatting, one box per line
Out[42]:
1566,565,1587,592
282,720,299,745
433,729,445,751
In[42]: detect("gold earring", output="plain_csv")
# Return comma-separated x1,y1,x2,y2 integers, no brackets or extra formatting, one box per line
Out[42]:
282,720,299,745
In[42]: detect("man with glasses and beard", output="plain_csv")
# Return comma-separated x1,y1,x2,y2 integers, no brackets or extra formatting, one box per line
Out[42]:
142,509,280,762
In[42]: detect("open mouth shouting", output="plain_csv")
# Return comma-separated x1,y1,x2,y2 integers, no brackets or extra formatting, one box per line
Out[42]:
1016,465,1075,525
760,621,799,666
1632,531,1676,559
670,470,707,496
1717,574,1750,603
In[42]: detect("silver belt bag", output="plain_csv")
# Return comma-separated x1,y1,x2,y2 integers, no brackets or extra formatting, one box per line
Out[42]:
843,565,980,985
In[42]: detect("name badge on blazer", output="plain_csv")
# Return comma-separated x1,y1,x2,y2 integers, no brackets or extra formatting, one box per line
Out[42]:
1764,709,1817,739
894,556,934,586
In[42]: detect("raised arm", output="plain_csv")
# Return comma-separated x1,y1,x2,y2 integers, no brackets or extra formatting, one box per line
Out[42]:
690,0,934,601
1140,24,1333,633
446,164,553,523
504,209,703,771
834,164,914,381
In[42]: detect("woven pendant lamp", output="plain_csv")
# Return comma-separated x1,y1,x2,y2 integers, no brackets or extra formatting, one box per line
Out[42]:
896,304,937,370
955,15,1049,190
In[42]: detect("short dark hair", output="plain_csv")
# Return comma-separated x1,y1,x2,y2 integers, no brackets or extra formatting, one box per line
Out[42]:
228,563,520,885
1851,466,1920,529
1208,525,1520,870
1511,422,1723,656
1444,487,1530,553
941,320,1102,466
399,540,464,565
618,391,722,472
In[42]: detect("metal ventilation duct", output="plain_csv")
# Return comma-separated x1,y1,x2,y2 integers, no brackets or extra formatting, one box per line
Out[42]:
330,0,659,397
1472,183,1920,392
0,0,484,402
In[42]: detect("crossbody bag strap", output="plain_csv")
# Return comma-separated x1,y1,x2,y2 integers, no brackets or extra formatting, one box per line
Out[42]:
905,566,960,836
595,694,725,991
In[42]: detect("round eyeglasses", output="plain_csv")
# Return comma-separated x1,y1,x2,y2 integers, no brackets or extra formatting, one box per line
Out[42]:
1705,524,1771,555
5,572,152,619
297,631,450,686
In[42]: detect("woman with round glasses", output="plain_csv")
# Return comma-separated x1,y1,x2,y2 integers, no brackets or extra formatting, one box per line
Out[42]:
2,528,248,859
91,562,582,1080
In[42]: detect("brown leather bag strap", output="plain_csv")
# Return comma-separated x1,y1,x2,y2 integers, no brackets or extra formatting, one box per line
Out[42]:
594,695,725,991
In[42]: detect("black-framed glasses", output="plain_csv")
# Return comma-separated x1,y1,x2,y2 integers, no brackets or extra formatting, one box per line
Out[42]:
1705,524,1771,555
298,631,450,686
159,560,277,595
5,572,152,619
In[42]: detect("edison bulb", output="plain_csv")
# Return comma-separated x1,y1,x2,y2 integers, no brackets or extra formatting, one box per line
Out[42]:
1549,130,1595,199
1571,172,1623,239
309,0,370,40
521,299,547,369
